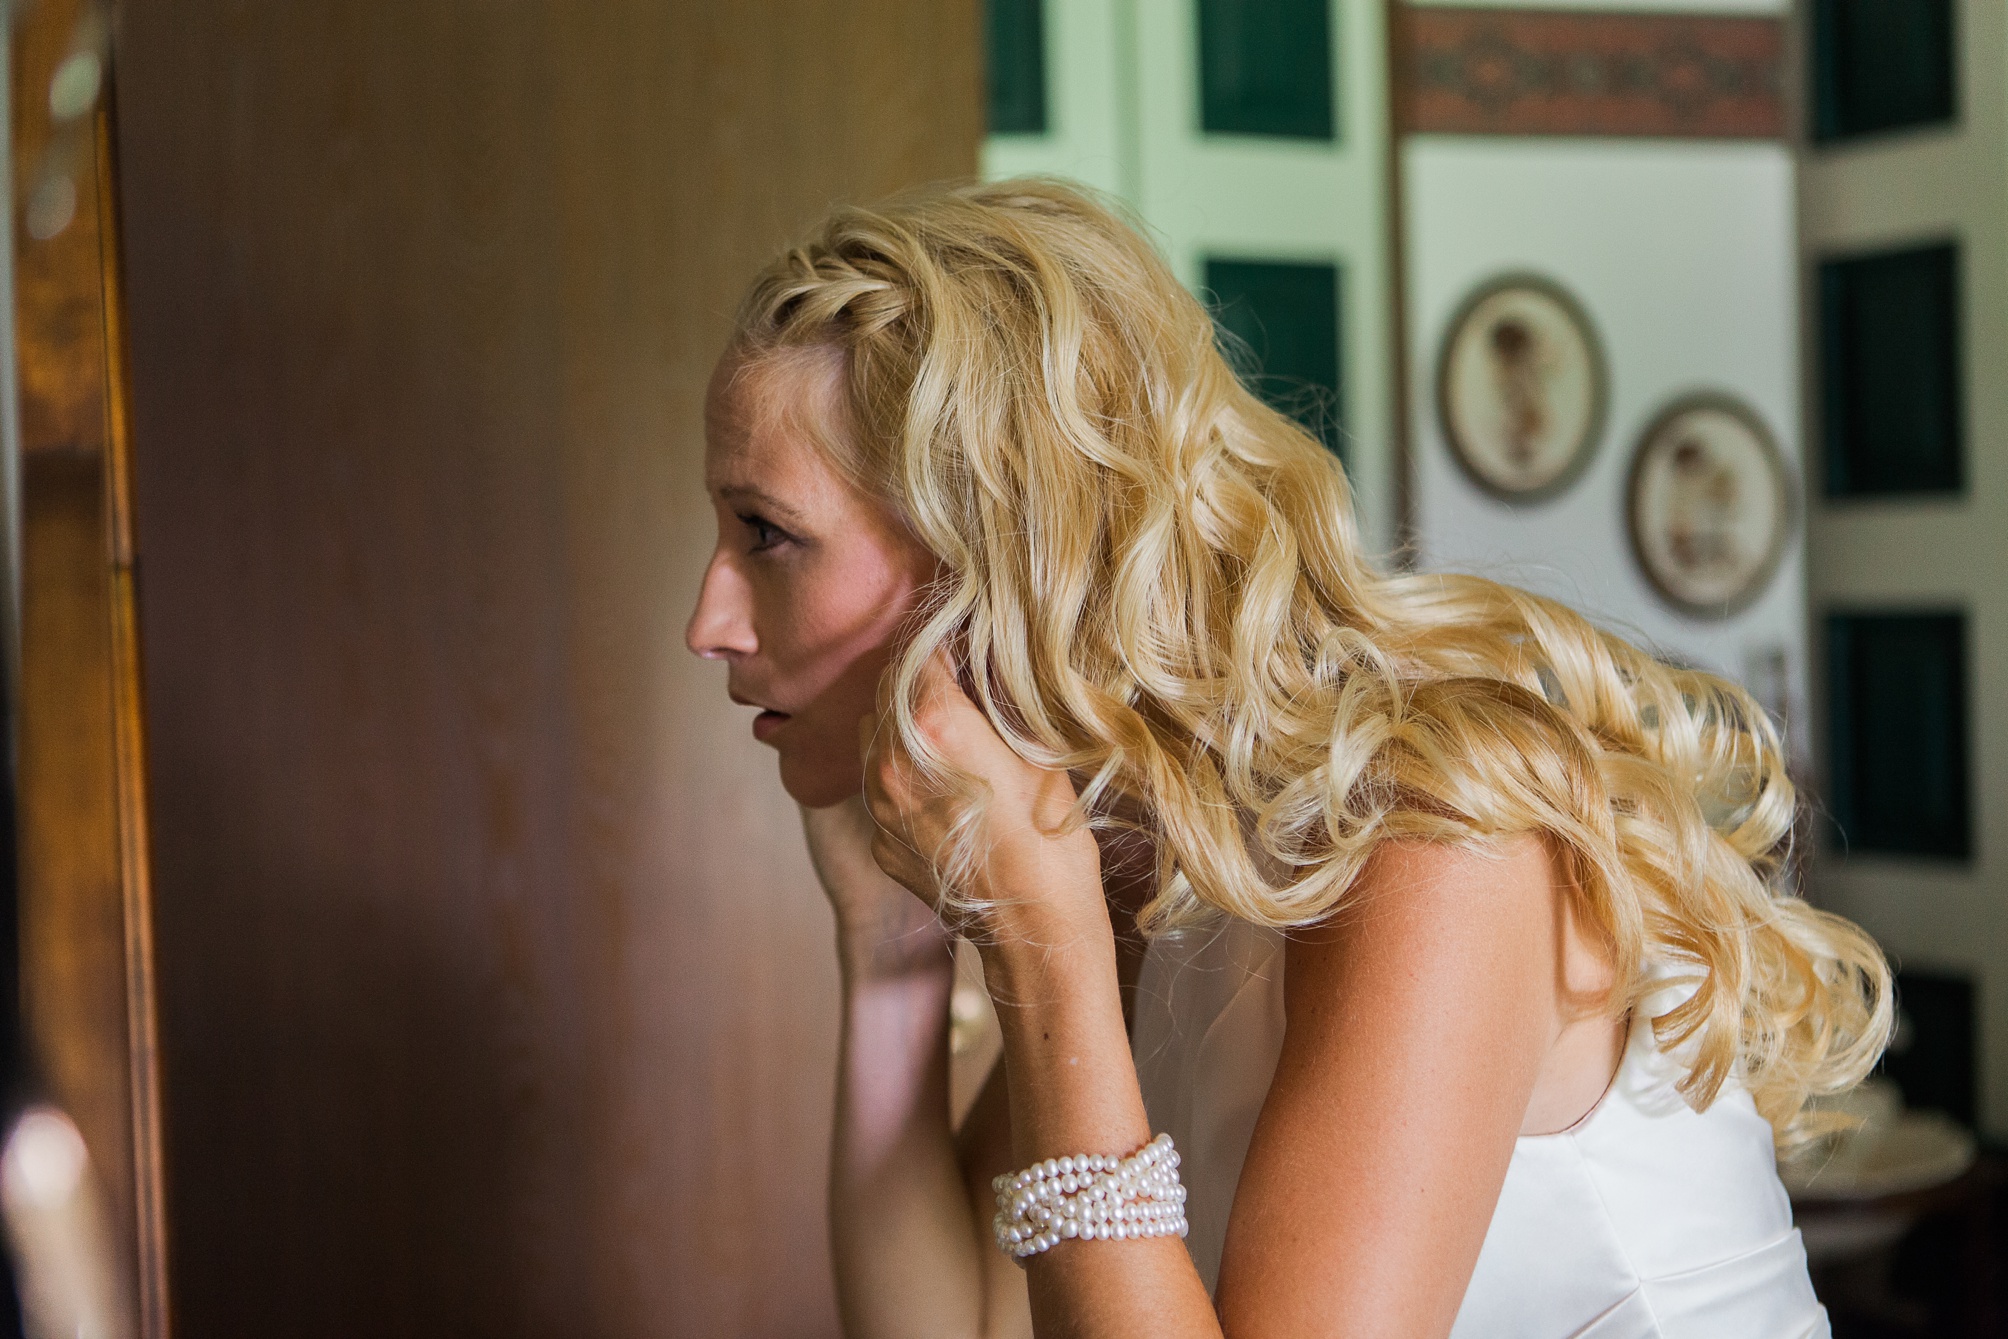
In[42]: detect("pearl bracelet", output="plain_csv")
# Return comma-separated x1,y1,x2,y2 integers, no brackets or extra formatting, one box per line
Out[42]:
990,1133,1189,1261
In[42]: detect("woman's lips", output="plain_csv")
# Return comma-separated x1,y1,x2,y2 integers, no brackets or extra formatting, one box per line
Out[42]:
752,709,791,743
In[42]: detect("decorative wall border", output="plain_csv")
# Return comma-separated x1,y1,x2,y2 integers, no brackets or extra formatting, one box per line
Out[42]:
1395,7,1786,139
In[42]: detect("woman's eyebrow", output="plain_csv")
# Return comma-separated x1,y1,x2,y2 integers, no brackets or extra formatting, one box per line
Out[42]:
715,483,809,526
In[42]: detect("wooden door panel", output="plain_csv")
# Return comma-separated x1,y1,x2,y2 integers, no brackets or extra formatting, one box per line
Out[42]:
110,3,978,1334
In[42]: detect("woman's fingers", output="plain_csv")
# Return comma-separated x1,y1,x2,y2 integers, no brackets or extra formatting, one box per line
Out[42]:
911,650,1021,775
858,703,945,902
860,646,1101,923
869,825,931,897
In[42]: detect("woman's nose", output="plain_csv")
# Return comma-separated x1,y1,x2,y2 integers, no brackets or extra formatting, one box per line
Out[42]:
685,552,758,660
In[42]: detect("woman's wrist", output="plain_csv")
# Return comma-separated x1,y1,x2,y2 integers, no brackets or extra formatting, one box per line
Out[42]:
967,844,1121,1045
836,898,954,984
967,836,1111,951
975,902,1151,1165
973,901,1117,1000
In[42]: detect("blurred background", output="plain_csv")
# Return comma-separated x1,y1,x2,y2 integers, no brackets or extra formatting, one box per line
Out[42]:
0,0,1998,1336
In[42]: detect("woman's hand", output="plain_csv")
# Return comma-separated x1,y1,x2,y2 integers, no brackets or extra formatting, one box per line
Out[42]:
801,795,950,982
863,657,1216,1337
803,800,989,1339
858,654,1106,945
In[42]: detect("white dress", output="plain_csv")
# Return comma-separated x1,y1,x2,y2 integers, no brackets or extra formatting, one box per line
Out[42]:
1131,918,1830,1338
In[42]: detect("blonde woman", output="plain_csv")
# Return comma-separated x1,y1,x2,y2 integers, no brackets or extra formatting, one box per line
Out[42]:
686,180,1887,1339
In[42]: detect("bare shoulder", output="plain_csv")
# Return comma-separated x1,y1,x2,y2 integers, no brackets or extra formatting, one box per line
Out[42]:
1296,834,1566,964
1352,833,1560,907
1296,833,1614,1009
1281,831,1622,1135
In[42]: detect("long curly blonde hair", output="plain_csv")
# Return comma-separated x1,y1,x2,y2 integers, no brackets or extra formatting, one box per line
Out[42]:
730,177,1888,1142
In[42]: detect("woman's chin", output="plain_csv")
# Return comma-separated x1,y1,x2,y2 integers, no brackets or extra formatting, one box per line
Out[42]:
778,753,864,810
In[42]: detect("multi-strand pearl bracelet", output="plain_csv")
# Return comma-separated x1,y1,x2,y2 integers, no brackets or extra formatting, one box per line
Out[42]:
990,1133,1189,1261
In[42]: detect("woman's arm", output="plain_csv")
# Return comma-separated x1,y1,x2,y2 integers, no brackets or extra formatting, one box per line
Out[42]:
1215,837,1573,1337
804,799,991,1338
956,1057,1036,1338
978,892,1219,1338
860,669,1218,1339
862,660,1589,1338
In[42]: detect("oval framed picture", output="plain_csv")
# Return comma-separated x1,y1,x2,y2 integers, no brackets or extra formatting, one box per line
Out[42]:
1435,273,1608,503
1626,394,1793,619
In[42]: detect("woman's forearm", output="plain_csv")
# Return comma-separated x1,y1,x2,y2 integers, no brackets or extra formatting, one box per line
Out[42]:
980,917,1150,1164
829,923,987,1338
848,675,1219,1337
979,916,1219,1339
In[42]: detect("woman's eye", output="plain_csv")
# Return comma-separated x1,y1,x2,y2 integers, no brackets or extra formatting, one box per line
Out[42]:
737,512,792,552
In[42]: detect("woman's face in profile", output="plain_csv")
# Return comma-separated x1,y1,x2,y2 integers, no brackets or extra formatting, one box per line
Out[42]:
686,348,936,808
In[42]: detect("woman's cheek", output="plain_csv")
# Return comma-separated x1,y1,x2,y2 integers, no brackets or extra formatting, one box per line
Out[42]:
781,643,897,808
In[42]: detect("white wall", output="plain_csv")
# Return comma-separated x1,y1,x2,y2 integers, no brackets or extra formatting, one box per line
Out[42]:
983,0,1399,553
1800,0,2008,1135
1406,138,1808,740
983,0,1131,199
1130,0,1397,555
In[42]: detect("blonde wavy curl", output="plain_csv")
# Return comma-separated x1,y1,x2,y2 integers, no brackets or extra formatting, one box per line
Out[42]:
729,177,1890,1144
